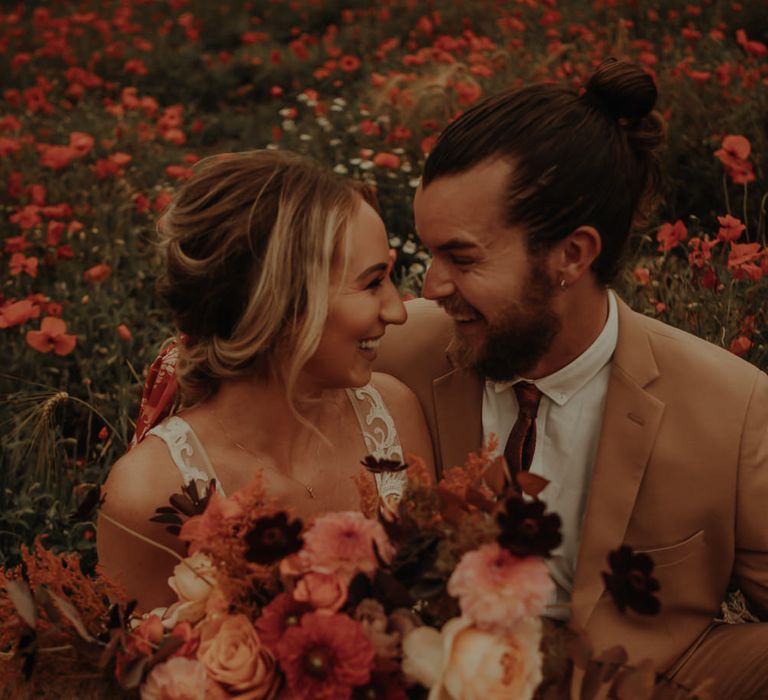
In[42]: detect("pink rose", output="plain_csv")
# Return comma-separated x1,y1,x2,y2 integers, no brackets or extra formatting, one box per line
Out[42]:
293,571,349,613
301,511,393,578
141,656,207,700
447,543,553,633
197,614,279,699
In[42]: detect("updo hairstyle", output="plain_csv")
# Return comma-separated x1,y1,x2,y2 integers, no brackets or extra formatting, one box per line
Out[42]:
156,149,372,407
422,58,666,284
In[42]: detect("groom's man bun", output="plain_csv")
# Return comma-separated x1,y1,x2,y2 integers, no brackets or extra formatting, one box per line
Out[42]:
422,58,666,285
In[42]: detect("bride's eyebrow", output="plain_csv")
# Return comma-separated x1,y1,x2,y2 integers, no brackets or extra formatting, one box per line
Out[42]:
355,262,387,281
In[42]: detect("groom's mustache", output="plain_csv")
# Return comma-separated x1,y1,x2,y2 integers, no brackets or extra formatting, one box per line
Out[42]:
438,296,480,319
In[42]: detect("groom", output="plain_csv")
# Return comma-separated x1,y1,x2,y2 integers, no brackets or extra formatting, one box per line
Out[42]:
375,60,768,694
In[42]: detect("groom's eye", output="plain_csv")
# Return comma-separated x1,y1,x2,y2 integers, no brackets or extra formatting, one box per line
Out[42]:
450,256,474,267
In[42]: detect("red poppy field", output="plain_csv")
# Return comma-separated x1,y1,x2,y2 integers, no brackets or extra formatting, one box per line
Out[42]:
1,0,766,567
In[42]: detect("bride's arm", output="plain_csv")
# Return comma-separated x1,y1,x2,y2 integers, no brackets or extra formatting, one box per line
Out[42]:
371,371,436,481
97,439,189,612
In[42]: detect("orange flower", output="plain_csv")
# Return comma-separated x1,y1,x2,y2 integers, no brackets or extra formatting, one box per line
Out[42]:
83,263,112,283
372,152,401,169
656,220,687,252
9,253,38,278
26,316,77,356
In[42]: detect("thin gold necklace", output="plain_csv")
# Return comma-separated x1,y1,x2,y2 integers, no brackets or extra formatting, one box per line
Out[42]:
208,409,315,499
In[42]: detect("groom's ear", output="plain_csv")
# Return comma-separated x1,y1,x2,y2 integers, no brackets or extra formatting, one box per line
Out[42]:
552,225,602,286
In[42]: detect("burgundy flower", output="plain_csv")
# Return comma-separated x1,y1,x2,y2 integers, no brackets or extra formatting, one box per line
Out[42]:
244,511,303,566
496,496,562,558
602,546,661,615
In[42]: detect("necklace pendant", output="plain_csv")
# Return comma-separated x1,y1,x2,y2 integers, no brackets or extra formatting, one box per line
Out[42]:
306,485,315,499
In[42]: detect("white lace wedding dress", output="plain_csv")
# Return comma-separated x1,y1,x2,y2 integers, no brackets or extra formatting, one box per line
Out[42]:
146,382,408,507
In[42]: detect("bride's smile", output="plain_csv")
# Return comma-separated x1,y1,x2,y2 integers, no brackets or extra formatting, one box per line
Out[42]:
302,200,406,391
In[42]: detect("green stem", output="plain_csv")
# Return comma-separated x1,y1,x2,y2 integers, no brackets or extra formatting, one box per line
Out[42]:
723,174,731,215
97,511,215,587
757,192,768,246
742,182,749,239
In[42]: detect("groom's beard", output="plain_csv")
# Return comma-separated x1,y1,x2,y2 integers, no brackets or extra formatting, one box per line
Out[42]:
448,272,560,381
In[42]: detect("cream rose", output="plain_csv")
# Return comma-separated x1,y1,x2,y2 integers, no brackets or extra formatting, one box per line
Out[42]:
403,616,542,700
197,614,279,699
140,656,207,700
166,552,218,624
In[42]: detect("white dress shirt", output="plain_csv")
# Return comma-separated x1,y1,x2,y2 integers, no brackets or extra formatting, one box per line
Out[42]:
482,290,619,619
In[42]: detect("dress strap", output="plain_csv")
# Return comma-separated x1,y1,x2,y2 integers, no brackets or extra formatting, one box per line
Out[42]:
146,416,226,497
345,384,407,506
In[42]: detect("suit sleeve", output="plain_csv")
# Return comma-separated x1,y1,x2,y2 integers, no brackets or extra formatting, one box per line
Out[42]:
734,369,768,619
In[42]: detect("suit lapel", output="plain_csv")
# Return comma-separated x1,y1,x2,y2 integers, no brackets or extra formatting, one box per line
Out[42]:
432,362,484,474
571,299,665,631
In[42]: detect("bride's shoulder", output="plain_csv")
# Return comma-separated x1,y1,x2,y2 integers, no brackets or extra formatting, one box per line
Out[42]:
370,371,420,415
370,372,434,471
101,434,182,518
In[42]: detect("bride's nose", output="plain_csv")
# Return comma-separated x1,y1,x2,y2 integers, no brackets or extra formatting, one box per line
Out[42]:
380,280,407,326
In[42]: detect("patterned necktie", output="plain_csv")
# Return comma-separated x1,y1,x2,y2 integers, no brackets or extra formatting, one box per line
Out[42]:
503,382,543,477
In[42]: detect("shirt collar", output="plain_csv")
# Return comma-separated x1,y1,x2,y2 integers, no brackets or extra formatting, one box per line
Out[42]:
487,290,619,406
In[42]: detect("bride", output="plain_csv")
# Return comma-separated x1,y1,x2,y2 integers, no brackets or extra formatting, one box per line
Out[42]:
97,150,434,611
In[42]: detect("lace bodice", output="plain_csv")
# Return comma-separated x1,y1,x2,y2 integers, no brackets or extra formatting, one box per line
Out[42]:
147,382,407,506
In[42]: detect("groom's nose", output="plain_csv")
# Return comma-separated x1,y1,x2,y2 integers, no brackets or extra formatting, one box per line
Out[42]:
422,258,454,300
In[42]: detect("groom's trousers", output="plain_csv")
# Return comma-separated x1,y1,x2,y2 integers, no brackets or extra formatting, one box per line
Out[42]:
669,622,768,698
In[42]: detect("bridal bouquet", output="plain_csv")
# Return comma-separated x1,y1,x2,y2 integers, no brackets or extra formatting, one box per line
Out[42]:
0,443,691,700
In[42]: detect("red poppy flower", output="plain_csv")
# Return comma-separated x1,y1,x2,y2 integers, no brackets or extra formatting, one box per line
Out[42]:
26,317,77,356
729,335,753,357
276,612,375,700
656,220,687,252
372,152,401,169
339,55,361,72
717,215,745,242
9,253,38,278
68,131,94,156
46,220,65,247
0,299,39,328
0,137,20,156
39,144,79,169
728,242,762,270
10,205,41,230
83,263,112,283
165,164,193,180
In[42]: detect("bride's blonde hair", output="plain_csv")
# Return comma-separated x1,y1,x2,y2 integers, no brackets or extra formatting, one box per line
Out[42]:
156,149,372,408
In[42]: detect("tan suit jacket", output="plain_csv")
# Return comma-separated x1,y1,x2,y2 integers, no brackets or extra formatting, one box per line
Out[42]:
375,297,768,671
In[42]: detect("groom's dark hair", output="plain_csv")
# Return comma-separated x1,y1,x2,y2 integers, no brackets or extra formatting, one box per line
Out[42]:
422,59,666,285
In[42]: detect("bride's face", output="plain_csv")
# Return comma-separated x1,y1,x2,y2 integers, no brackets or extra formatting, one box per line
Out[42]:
302,200,407,389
